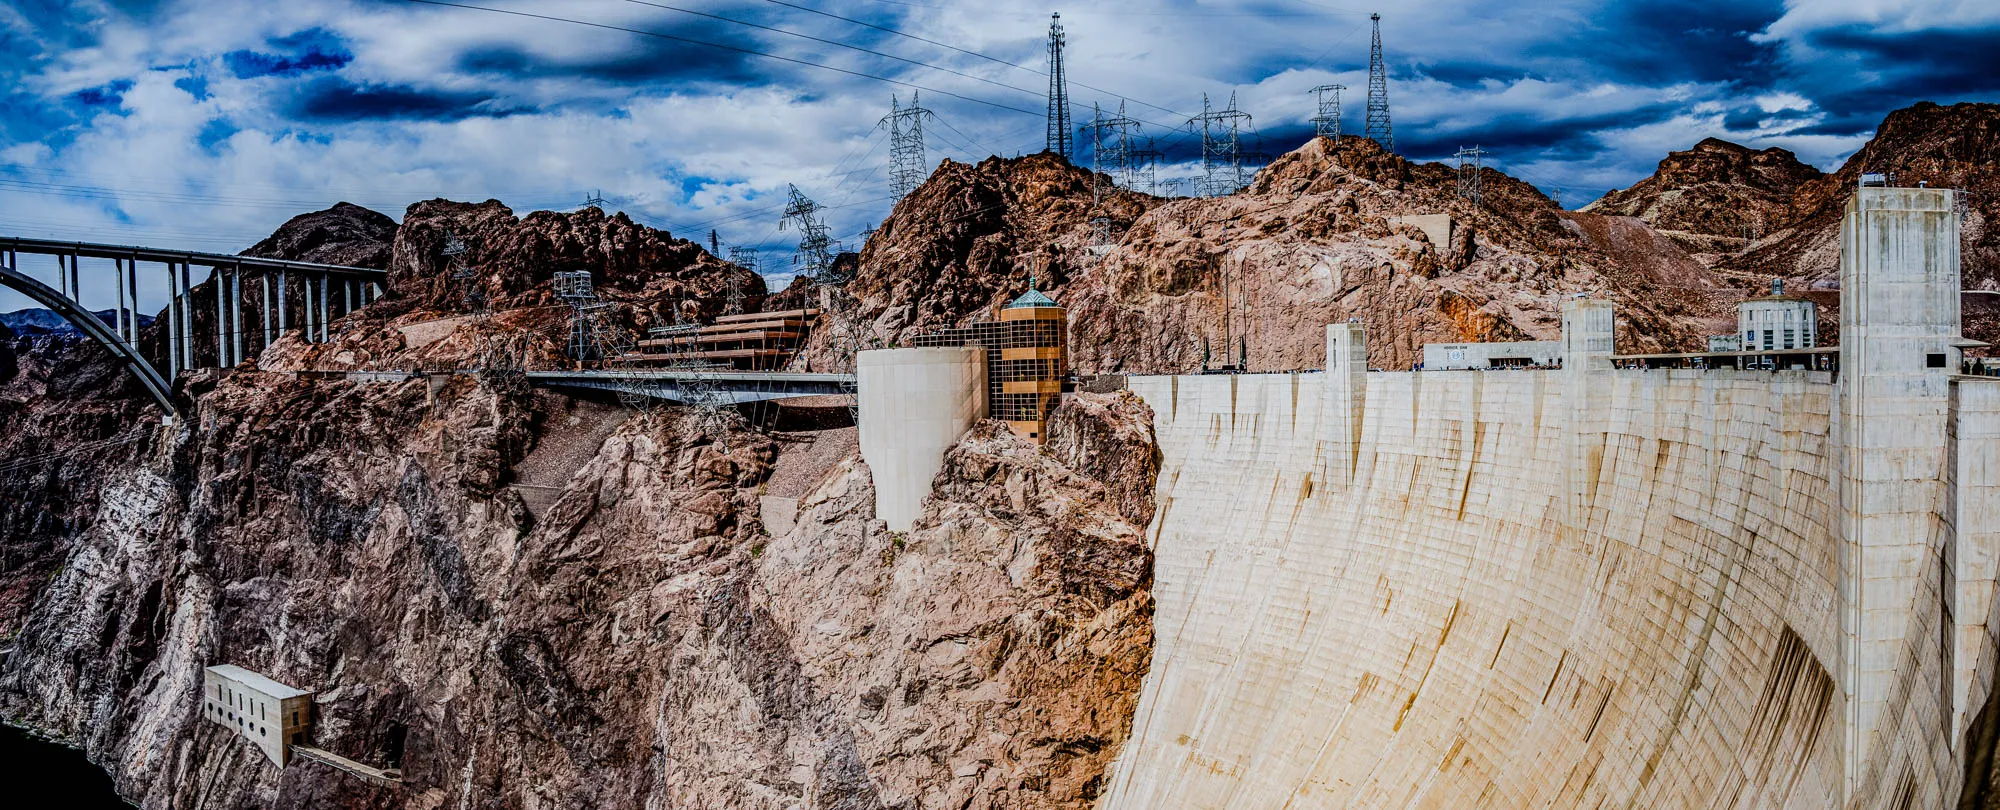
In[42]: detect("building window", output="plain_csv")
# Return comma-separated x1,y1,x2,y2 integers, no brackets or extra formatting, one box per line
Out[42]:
1928,353,1948,368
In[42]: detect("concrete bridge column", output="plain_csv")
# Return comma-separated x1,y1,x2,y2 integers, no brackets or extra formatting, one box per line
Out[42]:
115,258,128,346
314,274,326,344
1837,186,1961,798
278,269,288,336
260,274,273,348
126,256,137,345
214,267,226,365
167,264,180,378
230,265,243,366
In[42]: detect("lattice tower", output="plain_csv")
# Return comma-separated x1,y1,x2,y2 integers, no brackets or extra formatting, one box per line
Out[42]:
1309,84,1345,140
1456,145,1486,209
883,93,936,201
781,184,842,283
1365,13,1393,152
1189,93,1254,197
1046,13,1072,160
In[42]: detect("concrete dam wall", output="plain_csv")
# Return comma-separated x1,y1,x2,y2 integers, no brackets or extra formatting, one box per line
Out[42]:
1084,185,1999,810
852,188,1997,807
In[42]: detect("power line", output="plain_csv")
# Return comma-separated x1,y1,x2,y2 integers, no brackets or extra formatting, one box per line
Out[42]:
615,0,1060,107
403,0,1044,117
754,0,1190,121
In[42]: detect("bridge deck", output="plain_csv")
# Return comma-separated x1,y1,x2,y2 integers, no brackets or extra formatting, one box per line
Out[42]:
0,236,387,279
291,746,402,787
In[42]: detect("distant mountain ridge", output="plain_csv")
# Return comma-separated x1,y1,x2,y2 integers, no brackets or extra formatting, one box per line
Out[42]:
0,308,156,336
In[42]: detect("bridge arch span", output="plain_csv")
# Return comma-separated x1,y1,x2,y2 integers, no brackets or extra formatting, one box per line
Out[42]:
0,263,174,415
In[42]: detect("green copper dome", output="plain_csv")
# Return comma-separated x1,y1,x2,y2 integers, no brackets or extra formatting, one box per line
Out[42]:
1004,275,1059,309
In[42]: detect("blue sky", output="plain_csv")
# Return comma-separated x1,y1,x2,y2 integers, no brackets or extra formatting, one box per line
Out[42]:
3,0,1998,311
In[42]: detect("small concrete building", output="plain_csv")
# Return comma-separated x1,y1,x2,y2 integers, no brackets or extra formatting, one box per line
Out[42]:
1707,334,1743,353
202,665,312,766
1738,279,1817,351
1422,340,1562,370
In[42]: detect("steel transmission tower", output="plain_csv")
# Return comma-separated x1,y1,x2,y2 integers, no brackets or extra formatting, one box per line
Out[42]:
1366,13,1392,152
1455,145,1486,208
725,245,757,314
781,185,842,284
1309,84,1345,140
1046,13,1072,160
1189,93,1254,197
1086,101,1142,190
883,92,935,201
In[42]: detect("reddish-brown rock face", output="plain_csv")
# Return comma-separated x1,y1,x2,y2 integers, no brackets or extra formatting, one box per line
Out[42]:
1584,138,1824,248
798,135,1711,372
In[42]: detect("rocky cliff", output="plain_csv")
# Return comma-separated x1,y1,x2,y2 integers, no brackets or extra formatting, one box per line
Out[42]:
804,135,1714,373
1582,137,1824,254
0,202,1156,809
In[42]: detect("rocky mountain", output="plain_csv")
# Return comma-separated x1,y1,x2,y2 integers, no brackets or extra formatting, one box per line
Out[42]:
0,190,1155,809
1,308,156,336
801,134,1717,372
244,202,399,269
1582,138,1824,255
1591,101,2000,346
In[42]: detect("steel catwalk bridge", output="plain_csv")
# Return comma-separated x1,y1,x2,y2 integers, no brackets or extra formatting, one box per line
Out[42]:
525,370,854,405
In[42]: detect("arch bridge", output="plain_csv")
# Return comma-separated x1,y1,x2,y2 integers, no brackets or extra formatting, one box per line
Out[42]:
1,236,388,417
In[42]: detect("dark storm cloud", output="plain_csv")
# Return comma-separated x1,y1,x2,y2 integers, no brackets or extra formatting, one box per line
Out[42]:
223,27,355,78
289,77,517,122
457,41,764,86
71,80,136,108
1789,24,2000,133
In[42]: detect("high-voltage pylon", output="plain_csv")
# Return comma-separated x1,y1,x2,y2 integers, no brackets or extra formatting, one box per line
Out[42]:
1045,13,1073,161
1365,13,1393,153
1086,101,1142,189
1130,146,1164,195
1190,93,1254,197
883,93,936,201
1455,145,1486,208
780,184,842,284
725,245,757,314
554,271,646,406
1309,84,1345,140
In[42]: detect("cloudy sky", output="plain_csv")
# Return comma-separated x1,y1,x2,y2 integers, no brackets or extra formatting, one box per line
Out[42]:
3,0,1998,310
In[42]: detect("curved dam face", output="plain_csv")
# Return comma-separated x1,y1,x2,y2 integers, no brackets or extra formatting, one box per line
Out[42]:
1110,360,2000,808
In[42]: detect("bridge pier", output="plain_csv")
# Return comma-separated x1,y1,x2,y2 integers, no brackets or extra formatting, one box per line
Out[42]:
230,265,243,366
318,274,329,343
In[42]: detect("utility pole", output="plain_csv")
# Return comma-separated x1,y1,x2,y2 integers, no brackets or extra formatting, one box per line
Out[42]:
709,229,720,255
1309,84,1345,140
1046,13,1073,161
1366,13,1393,153
1455,145,1485,209
883,92,936,201
1189,93,1253,197
781,184,840,284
